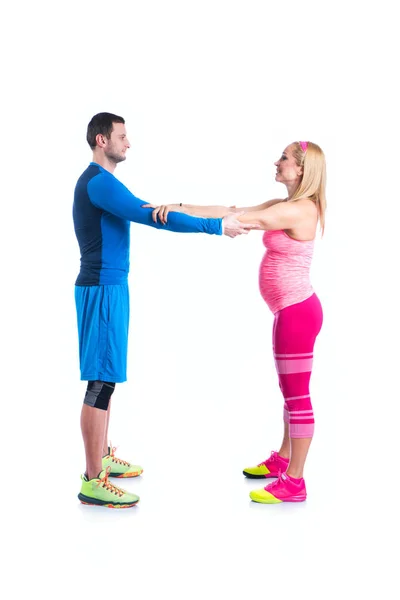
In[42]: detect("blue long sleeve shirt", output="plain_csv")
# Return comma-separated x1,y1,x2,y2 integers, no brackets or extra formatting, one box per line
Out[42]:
73,163,222,285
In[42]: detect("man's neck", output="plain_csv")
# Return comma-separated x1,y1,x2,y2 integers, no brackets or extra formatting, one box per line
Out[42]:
92,153,117,174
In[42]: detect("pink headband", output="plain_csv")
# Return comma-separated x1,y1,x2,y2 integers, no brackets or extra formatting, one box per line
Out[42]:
299,141,308,153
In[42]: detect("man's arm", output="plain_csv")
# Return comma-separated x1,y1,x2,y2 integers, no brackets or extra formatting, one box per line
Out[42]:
88,173,222,235
88,173,255,237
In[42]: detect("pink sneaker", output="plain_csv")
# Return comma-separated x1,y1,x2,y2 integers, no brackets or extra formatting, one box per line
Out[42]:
243,451,289,479
250,472,307,503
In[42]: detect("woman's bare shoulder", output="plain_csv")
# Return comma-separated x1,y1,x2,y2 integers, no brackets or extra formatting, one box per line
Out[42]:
295,197,318,213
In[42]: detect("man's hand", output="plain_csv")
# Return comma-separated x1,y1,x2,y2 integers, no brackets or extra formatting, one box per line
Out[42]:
141,203,182,224
222,212,259,238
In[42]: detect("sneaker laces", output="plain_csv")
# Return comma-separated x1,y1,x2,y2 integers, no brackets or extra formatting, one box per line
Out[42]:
265,471,287,490
258,451,289,468
97,466,125,497
257,451,277,467
108,443,130,466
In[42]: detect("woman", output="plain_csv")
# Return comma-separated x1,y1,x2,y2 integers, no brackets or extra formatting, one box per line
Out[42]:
143,141,326,503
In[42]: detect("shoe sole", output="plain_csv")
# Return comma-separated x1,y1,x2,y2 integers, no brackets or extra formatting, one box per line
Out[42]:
250,495,306,504
243,471,278,479
109,471,143,478
78,493,139,508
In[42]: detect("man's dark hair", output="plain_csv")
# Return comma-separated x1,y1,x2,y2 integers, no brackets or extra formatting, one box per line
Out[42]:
86,112,125,149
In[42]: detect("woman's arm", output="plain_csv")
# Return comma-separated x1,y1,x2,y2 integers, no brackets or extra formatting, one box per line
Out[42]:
142,199,285,224
177,204,233,218
235,198,286,212
236,199,316,231
181,198,285,216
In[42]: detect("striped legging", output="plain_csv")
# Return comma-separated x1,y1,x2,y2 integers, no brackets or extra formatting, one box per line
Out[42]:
272,294,323,438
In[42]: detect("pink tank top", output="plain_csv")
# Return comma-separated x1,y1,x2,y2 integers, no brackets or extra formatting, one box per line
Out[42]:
259,230,314,314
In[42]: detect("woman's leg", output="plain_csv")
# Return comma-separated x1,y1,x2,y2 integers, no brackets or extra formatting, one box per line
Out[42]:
273,294,323,478
272,314,291,460
277,422,290,459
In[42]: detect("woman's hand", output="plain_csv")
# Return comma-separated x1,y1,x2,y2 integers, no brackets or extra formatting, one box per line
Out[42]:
141,203,182,224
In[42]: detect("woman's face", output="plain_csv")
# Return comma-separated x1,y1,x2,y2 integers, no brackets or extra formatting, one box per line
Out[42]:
274,145,303,186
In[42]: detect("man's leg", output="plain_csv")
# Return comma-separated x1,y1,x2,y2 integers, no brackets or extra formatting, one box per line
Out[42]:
75,286,139,507
81,381,115,480
102,398,112,457
101,398,144,478
81,404,108,480
78,380,139,508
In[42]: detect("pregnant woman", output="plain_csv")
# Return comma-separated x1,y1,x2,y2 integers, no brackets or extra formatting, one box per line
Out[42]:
143,140,326,504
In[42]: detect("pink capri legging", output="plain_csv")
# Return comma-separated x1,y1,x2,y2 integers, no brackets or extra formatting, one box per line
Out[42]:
273,293,323,439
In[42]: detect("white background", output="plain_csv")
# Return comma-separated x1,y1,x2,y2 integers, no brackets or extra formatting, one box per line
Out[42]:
1,1,399,598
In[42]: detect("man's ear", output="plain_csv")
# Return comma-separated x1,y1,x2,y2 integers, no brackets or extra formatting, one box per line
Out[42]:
95,133,107,148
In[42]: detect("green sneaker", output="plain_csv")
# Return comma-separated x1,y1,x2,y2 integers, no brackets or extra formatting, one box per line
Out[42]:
102,444,143,478
78,467,140,508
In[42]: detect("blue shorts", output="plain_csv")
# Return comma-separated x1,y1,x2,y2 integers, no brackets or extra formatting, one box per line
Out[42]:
75,284,129,383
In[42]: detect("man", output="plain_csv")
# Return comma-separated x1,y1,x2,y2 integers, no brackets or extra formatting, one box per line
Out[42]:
73,112,253,508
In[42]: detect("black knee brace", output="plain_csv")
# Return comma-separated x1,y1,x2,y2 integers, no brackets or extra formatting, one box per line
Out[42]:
84,381,116,411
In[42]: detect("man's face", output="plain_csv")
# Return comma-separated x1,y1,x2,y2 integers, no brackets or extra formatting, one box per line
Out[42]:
103,122,131,164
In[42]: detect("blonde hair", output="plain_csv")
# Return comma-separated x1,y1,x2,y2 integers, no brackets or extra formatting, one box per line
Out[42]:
291,141,327,234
